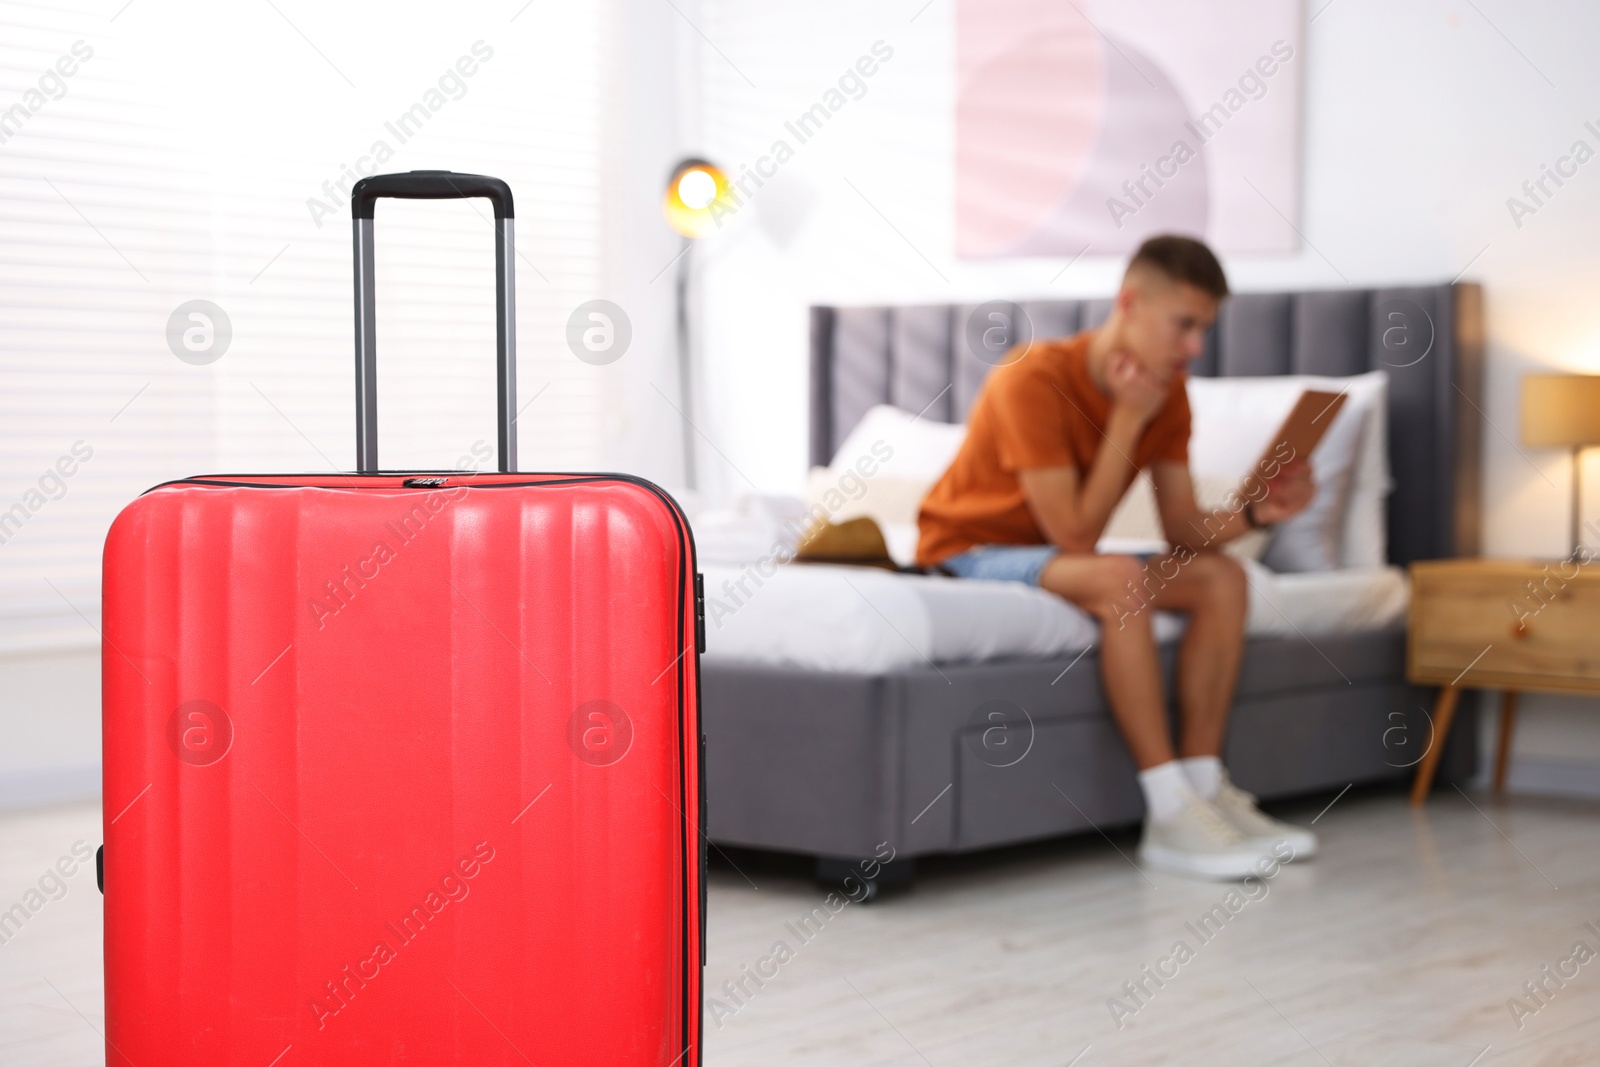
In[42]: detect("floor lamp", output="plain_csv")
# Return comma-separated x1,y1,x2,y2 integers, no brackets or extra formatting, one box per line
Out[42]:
1521,373,1600,557
662,158,729,492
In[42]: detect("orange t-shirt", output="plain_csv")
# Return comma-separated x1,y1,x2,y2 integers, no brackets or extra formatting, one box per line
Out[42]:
915,331,1191,566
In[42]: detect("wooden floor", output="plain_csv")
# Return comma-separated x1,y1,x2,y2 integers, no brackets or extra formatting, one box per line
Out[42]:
4,787,1598,1065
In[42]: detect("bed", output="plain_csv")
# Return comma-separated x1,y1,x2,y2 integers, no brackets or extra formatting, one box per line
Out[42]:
698,283,1485,893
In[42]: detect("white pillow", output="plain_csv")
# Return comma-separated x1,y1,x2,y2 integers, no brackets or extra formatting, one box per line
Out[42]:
1260,406,1367,572
1186,372,1389,572
828,404,967,484
1285,372,1391,568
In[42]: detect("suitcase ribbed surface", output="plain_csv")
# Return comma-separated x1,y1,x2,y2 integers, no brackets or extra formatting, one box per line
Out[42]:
102,473,702,1065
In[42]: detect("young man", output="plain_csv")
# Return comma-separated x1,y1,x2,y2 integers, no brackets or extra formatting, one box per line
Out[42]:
916,235,1317,880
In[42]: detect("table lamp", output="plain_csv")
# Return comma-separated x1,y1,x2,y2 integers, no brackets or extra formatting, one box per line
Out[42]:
661,158,730,491
1521,373,1600,556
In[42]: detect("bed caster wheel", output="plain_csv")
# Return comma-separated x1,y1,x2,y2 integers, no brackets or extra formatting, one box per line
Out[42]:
814,855,913,903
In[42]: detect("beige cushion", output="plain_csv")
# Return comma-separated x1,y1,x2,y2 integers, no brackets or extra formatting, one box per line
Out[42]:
804,467,928,566
805,466,928,527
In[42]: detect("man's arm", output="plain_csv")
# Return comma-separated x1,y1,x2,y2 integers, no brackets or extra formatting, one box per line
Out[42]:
1150,458,1315,554
1018,416,1142,554
1019,352,1165,554
1149,461,1247,553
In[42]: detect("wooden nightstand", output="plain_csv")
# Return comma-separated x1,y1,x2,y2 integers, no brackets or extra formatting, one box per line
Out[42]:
1407,557,1600,803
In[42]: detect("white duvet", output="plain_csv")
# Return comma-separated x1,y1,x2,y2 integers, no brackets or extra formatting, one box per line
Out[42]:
699,559,1407,673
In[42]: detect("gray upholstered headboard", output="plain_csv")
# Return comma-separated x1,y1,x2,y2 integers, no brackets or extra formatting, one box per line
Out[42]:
810,283,1484,565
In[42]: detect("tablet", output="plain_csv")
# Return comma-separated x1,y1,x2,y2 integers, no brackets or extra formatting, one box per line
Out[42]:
1252,389,1347,477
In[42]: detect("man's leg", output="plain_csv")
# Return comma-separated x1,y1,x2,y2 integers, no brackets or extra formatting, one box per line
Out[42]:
1038,552,1173,770
1144,551,1249,760
1040,551,1269,880
1146,551,1317,859
1040,550,1248,764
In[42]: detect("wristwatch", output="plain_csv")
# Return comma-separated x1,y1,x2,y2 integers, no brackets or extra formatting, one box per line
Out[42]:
1244,500,1268,530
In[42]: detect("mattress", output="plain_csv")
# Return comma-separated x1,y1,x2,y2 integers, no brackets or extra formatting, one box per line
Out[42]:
700,559,1408,673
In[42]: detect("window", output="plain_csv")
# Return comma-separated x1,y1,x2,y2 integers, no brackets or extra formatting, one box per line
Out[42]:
0,2,607,650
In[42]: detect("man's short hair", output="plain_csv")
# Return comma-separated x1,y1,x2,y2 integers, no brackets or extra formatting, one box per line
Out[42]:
1126,235,1229,300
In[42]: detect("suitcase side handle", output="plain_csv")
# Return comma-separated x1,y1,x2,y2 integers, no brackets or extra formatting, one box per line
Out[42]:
350,170,518,474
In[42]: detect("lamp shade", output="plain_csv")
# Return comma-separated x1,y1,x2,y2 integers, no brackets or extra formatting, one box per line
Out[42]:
662,158,731,239
1521,374,1600,447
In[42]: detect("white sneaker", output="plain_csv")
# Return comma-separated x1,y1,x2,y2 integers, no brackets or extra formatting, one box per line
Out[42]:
1212,774,1318,860
1138,797,1272,881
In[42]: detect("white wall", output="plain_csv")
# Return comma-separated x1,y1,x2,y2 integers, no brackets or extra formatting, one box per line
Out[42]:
596,0,706,495
0,648,99,809
685,0,1600,794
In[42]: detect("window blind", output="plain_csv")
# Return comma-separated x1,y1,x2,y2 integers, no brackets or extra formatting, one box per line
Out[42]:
0,0,608,651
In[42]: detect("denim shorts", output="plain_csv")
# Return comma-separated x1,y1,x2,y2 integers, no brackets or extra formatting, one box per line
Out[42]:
939,544,1060,586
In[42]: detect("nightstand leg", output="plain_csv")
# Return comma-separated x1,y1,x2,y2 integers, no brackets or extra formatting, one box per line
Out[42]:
1493,690,1519,794
1410,685,1462,806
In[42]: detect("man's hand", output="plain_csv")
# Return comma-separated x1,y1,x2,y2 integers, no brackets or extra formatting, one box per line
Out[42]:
1252,460,1314,524
1105,350,1167,427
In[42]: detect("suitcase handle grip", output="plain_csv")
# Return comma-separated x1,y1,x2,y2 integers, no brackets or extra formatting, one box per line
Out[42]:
350,170,518,473
351,170,515,220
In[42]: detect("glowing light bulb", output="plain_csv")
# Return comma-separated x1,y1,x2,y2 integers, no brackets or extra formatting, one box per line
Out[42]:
677,169,717,210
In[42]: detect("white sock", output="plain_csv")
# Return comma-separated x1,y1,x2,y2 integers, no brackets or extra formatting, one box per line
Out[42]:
1138,761,1196,823
1180,756,1224,800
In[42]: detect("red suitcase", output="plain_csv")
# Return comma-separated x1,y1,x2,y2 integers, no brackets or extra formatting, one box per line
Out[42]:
101,172,705,1066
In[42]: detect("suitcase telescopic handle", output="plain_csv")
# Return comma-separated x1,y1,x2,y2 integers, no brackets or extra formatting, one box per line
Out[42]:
350,170,518,473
